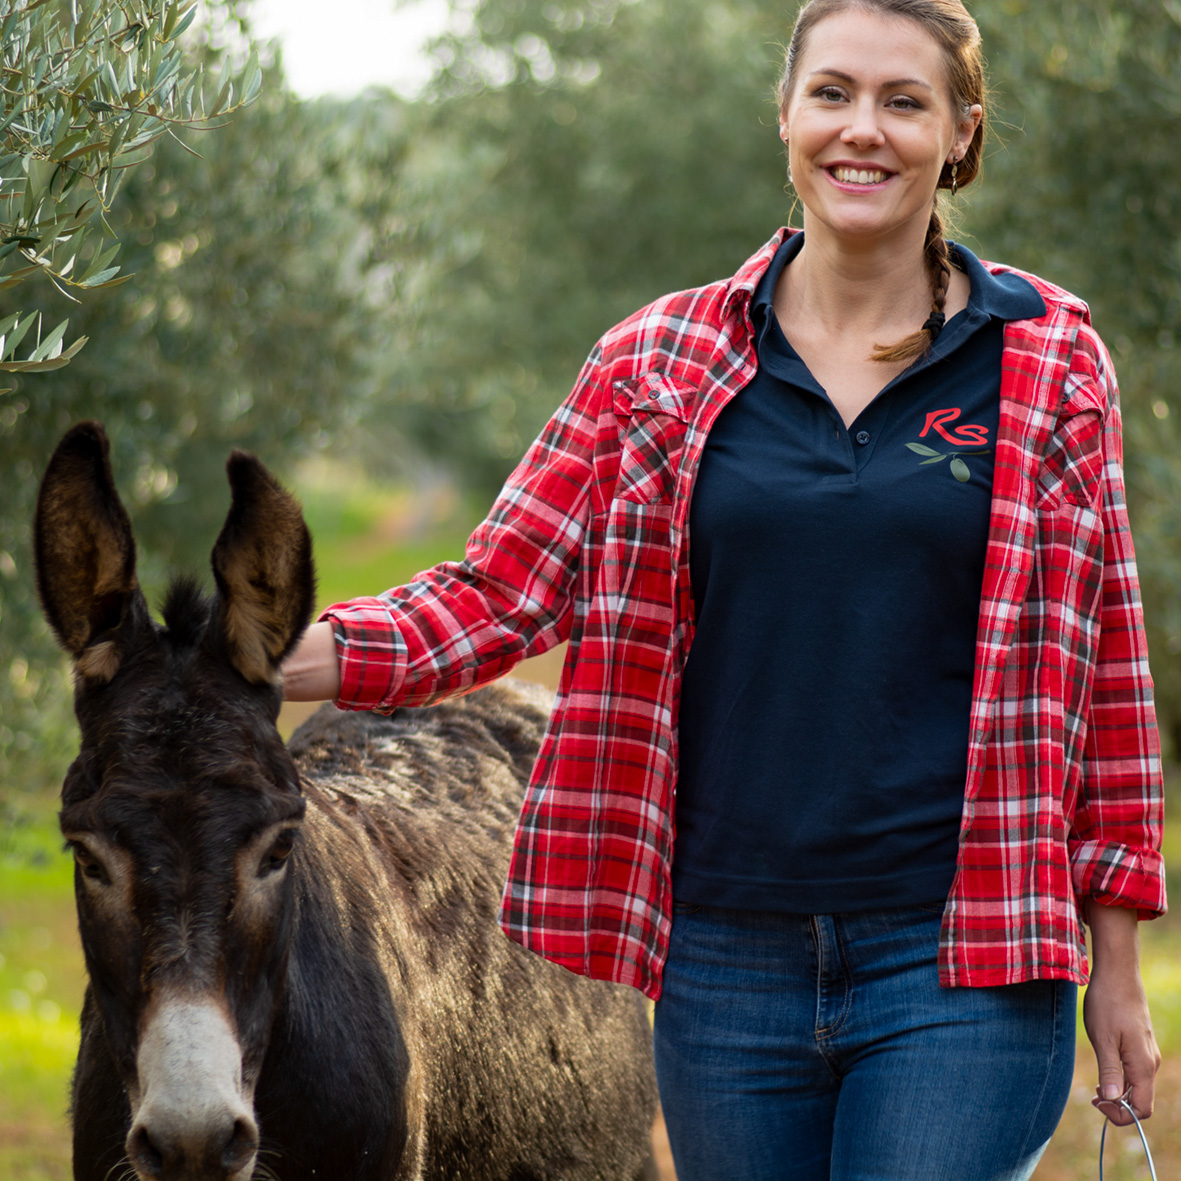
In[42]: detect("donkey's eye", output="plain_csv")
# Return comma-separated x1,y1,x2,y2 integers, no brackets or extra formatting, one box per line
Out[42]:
70,843,110,885
260,829,298,877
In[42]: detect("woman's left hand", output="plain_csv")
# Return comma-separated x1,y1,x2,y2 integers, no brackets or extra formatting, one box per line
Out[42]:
1083,900,1160,1125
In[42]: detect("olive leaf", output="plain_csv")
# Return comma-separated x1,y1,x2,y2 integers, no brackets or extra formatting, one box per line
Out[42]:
907,442,991,483
0,1,262,373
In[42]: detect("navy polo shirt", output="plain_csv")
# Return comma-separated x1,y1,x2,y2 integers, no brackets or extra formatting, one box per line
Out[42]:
673,234,1045,913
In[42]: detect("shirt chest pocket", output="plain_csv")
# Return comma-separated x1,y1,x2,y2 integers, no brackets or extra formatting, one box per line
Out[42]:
611,374,694,506
1035,380,1106,510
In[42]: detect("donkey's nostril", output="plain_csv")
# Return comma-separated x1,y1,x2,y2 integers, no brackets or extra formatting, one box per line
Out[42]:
127,1123,165,1179
127,1111,257,1179
223,1115,260,1173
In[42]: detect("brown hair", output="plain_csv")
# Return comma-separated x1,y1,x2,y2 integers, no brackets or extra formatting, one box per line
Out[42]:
778,0,987,363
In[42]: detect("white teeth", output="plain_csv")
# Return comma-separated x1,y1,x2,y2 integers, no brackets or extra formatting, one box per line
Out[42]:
833,167,888,185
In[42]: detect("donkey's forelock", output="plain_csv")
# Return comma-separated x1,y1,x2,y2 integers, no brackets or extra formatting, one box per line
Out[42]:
160,576,213,649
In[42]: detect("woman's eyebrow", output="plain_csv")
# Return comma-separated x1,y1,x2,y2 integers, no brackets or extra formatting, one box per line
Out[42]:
807,68,936,91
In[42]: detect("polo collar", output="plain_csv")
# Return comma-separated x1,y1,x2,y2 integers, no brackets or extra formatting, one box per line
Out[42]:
745,232,1046,325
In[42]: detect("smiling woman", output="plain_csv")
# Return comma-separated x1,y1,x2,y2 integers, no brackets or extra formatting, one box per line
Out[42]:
280,1,1166,1178
774,0,985,411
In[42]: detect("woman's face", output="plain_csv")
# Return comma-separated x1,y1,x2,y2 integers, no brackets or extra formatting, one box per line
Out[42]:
780,8,981,249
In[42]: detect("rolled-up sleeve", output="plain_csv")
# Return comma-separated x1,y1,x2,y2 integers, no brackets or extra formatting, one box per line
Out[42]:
1068,330,1166,919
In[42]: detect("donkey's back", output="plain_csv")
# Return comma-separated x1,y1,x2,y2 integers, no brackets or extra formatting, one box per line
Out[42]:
280,684,659,1179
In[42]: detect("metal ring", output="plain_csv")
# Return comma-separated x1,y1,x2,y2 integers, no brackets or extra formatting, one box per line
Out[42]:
1098,1097,1158,1181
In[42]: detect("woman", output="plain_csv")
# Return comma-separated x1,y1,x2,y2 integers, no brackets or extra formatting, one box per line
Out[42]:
284,1,1165,1176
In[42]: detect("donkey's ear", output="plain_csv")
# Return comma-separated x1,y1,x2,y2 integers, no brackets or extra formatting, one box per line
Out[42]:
34,421,142,683
210,452,315,685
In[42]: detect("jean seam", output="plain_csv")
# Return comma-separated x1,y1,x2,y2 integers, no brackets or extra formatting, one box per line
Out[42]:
1013,982,1065,1162
813,917,852,1081
815,916,853,1037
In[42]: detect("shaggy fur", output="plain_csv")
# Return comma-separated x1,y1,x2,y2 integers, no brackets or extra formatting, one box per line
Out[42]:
35,423,657,1181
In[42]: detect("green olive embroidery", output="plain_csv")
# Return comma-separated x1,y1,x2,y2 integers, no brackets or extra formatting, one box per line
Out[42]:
906,442,991,483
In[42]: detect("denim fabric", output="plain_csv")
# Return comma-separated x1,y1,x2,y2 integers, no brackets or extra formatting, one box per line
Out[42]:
653,903,1077,1180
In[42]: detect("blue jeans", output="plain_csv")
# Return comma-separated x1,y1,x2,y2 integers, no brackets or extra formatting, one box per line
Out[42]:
653,903,1077,1181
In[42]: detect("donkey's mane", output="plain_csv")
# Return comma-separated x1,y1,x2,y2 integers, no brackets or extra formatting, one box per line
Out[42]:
160,575,213,647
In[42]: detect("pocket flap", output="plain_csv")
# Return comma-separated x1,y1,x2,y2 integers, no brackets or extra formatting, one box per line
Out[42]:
612,373,694,421
1060,371,1107,420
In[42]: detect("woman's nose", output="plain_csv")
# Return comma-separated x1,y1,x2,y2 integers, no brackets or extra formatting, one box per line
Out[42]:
840,98,885,147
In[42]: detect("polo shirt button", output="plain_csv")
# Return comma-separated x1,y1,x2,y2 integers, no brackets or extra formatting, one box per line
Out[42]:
856,430,871,445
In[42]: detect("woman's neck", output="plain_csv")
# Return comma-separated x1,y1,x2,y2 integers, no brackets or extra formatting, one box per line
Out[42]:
779,215,936,341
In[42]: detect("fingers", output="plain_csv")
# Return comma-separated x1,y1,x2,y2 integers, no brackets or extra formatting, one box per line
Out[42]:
1093,1086,1138,1127
1090,1039,1160,1124
1122,1037,1161,1120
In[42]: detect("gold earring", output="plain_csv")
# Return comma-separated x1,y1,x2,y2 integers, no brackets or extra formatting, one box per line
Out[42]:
950,161,958,196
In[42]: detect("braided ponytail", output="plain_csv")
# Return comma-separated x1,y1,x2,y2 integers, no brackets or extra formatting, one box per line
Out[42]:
870,205,953,364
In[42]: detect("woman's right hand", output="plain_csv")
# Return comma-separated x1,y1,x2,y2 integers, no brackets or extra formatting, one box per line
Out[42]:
281,620,341,701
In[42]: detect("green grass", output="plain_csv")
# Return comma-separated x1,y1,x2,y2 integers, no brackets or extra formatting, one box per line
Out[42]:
0,807,83,1181
0,1008,78,1117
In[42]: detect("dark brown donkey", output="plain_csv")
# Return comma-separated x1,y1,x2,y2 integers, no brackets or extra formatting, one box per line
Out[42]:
35,422,657,1181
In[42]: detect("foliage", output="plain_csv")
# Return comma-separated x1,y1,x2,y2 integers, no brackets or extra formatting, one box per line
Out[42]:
353,0,792,490
0,71,411,805
0,0,262,377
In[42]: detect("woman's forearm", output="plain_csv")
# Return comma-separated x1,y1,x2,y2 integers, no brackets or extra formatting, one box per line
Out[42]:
1086,898,1140,969
1083,898,1159,1122
282,620,342,702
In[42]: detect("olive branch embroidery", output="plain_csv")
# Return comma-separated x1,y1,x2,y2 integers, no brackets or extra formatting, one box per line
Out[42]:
906,442,992,484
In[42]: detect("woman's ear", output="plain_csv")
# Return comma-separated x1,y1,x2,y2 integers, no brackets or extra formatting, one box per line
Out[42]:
955,102,983,156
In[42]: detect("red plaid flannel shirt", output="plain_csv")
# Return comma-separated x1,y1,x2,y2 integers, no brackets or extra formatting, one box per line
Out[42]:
324,229,1166,999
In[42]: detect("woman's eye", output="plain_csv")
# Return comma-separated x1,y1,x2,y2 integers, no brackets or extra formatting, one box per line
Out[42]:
817,86,844,102
889,96,920,110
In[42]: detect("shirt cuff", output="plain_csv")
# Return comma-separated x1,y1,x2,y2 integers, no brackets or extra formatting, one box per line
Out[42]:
319,598,408,713
1070,839,1167,920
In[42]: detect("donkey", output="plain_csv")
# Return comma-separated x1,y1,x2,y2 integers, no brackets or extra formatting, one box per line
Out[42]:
34,421,657,1181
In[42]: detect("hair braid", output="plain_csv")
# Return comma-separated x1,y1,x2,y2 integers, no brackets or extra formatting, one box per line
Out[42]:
869,205,953,364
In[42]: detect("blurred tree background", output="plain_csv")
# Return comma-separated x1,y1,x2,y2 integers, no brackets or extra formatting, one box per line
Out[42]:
3,0,1181,810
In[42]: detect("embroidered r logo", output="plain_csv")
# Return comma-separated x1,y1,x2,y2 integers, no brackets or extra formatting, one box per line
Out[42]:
920,408,989,446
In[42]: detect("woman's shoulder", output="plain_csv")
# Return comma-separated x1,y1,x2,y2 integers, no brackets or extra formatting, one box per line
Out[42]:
976,256,1091,321
589,231,787,399
586,282,729,402
979,258,1116,395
